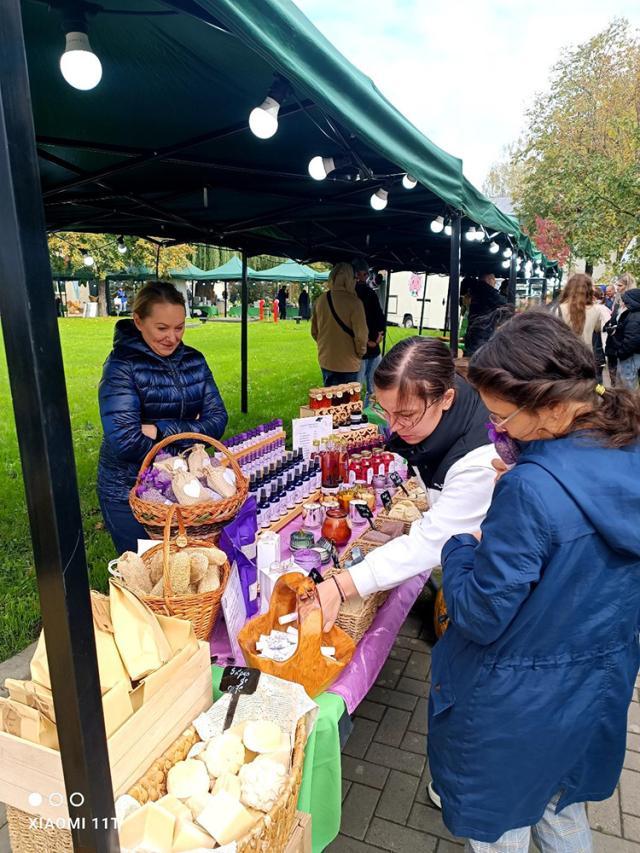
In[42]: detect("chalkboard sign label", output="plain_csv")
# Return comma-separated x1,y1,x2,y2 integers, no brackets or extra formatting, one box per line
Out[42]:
390,472,409,495
220,666,260,696
355,502,375,528
381,490,393,511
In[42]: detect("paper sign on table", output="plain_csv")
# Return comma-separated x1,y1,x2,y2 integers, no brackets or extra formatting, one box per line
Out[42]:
221,562,248,665
292,415,332,460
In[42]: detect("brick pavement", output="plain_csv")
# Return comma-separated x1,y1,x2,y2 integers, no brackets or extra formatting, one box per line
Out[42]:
327,600,640,853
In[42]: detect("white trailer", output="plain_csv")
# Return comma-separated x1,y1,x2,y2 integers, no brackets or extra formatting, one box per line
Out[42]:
386,272,449,330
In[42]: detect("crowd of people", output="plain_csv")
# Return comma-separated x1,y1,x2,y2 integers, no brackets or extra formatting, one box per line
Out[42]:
96,264,639,852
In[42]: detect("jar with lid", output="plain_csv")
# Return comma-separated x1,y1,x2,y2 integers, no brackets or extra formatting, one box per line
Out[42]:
321,507,351,546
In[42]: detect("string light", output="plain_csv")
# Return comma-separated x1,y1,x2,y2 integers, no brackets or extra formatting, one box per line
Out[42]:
465,226,477,241
81,249,94,267
249,76,291,140
402,174,417,190
444,222,452,236
117,236,127,255
503,248,513,258
59,10,102,92
370,189,388,211
430,216,444,233
502,259,510,269
489,241,499,254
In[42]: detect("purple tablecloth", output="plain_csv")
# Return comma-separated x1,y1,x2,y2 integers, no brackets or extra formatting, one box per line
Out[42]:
210,513,430,715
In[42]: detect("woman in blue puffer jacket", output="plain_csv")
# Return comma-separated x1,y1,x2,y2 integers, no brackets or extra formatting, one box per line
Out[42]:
98,281,228,553
431,311,640,851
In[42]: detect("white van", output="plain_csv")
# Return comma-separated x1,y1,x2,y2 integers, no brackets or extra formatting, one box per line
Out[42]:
386,272,449,330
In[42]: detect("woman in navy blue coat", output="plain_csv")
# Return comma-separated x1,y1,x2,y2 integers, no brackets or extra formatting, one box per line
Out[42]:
431,311,640,850
98,281,228,553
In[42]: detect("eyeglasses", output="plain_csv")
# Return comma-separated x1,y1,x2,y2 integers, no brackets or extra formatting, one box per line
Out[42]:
488,406,525,430
371,397,441,430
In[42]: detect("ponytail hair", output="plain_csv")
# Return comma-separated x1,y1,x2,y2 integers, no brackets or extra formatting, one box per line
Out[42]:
468,311,640,448
374,336,455,407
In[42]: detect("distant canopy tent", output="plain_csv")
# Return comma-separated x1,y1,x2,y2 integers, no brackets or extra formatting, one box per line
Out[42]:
249,258,317,282
196,255,257,280
168,262,209,279
105,265,156,281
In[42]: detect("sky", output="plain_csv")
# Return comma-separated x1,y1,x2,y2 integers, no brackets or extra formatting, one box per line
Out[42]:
293,0,640,192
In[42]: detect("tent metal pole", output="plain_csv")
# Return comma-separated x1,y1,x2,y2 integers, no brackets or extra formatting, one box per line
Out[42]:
382,269,392,355
0,3,117,849
508,252,517,305
418,273,428,335
448,213,462,356
241,250,248,413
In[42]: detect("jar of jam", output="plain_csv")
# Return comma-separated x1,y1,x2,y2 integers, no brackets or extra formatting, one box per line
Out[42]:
348,454,363,484
350,383,363,404
333,384,345,402
381,450,395,475
309,389,325,410
321,508,351,546
372,448,385,477
360,451,374,484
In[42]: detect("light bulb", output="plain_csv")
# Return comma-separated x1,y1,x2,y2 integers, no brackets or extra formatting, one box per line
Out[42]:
465,227,476,241
430,216,444,233
117,237,127,255
308,156,335,181
503,248,513,258
82,251,94,267
60,32,102,91
502,259,510,269
475,229,485,242
489,241,499,254
370,189,388,211
249,97,280,139
402,174,417,190
444,223,452,236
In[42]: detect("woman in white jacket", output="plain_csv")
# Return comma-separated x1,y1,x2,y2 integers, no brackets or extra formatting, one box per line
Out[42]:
319,335,497,619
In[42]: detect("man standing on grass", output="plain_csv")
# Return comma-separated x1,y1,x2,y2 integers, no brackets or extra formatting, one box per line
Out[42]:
353,258,386,408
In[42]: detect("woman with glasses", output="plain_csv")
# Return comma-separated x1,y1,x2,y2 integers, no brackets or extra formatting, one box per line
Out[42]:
430,311,640,852
319,334,497,638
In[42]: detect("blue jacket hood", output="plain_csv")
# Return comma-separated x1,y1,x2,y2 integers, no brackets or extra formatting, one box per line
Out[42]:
519,435,640,560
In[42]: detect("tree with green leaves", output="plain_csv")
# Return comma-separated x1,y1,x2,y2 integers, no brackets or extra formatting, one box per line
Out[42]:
511,18,640,276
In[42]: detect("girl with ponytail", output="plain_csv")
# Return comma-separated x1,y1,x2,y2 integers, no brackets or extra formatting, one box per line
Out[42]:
429,310,640,851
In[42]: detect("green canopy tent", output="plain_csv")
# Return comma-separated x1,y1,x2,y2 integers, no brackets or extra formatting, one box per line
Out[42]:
0,5,557,849
168,261,209,279
248,258,316,282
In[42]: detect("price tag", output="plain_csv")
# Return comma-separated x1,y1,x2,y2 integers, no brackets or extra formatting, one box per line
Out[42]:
355,502,375,528
390,471,409,495
220,666,260,730
220,666,260,696
329,541,340,569
309,568,324,585
381,490,393,512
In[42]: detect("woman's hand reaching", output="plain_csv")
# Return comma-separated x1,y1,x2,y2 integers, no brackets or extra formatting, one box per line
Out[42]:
317,571,359,631
492,458,509,482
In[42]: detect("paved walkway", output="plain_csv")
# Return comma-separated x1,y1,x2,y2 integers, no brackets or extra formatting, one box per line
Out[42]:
328,596,640,853
1,607,638,852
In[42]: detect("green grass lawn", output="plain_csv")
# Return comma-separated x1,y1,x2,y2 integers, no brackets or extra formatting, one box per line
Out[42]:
0,318,425,662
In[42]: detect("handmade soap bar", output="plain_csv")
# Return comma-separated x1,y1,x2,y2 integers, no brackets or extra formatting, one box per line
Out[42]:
196,790,258,845
119,802,175,852
167,759,210,800
171,818,215,851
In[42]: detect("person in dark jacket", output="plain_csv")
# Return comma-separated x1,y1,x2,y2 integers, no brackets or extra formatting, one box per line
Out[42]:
612,288,640,390
463,273,506,356
98,281,228,553
353,259,386,408
277,286,288,320
298,286,310,320
431,311,640,849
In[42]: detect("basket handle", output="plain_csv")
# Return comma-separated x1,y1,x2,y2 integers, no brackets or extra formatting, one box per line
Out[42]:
271,572,324,656
135,432,244,488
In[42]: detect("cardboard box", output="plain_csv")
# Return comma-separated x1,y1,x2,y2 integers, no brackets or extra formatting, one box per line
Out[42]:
285,811,312,853
0,641,212,821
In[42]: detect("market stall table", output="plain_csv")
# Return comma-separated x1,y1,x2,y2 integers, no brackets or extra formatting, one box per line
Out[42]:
210,511,430,852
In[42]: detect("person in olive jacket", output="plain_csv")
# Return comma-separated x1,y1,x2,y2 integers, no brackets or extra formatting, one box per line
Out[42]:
98,281,228,553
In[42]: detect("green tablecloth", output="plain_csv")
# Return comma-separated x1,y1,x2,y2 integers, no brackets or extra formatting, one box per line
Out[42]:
211,666,344,852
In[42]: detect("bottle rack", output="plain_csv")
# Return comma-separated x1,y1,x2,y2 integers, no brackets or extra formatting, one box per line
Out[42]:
266,490,322,534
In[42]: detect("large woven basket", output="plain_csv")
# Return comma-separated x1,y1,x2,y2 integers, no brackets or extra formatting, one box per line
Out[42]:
129,432,248,540
110,506,229,641
324,540,390,644
7,718,307,853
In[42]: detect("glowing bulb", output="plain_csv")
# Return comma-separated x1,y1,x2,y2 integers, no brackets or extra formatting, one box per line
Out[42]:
402,174,417,190
444,222,452,236
502,259,510,269
60,32,102,91
308,156,335,181
249,97,280,139
370,189,388,211
475,229,485,242
465,227,476,241
82,250,94,267
489,241,499,254
503,248,513,258
430,216,444,233
117,237,127,255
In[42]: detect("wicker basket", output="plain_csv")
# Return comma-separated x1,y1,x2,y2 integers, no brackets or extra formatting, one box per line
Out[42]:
7,719,307,853
323,540,390,644
110,505,229,641
129,432,248,539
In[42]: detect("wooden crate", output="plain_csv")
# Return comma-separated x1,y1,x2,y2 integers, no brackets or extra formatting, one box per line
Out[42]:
285,811,312,853
0,641,212,822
